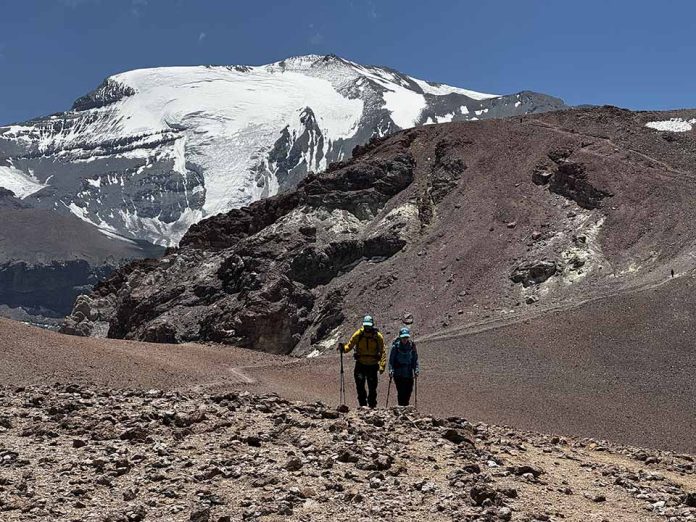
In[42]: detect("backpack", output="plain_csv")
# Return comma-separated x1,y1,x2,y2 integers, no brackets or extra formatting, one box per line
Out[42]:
354,328,382,361
392,340,415,369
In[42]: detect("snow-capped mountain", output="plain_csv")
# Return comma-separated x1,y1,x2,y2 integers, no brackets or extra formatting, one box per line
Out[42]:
0,54,566,247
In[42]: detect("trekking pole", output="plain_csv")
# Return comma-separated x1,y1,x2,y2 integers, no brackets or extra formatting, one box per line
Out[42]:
385,375,392,407
339,343,345,406
414,375,418,410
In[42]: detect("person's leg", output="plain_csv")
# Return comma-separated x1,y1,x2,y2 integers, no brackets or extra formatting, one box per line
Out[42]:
402,377,414,406
366,365,379,408
394,377,407,406
354,364,367,407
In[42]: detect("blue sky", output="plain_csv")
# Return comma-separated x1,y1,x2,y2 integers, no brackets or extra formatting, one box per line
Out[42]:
0,0,694,124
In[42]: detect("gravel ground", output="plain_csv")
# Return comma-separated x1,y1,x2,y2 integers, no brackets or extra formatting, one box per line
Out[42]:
0,384,693,521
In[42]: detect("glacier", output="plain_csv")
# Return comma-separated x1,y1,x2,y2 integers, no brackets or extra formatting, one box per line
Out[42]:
0,54,566,246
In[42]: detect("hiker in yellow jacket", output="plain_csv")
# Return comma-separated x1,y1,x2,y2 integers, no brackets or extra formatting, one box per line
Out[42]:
339,315,386,408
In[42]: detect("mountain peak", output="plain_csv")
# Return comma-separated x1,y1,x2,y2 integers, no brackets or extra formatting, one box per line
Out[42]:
1,55,566,249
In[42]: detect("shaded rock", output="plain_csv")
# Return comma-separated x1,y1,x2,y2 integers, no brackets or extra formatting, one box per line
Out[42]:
470,484,497,506
507,464,544,478
511,261,558,287
284,457,303,472
189,505,211,522
549,161,613,210
442,428,475,446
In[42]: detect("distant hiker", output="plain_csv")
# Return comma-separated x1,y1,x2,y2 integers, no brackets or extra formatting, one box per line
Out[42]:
339,315,386,408
388,327,420,407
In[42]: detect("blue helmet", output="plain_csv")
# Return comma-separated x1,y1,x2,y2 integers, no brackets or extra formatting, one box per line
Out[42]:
399,327,411,338
362,315,374,327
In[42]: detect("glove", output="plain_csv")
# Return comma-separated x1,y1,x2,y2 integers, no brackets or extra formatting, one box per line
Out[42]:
389,369,394,377
337,342,345,352
379,367,385,375
414,369,420,377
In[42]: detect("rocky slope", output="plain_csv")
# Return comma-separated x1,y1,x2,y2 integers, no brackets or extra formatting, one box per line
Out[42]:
63,106,696,355
0,54,565,321
0,383,693,521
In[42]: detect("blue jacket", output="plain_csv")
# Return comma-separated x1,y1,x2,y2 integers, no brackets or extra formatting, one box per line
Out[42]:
388,338,419,378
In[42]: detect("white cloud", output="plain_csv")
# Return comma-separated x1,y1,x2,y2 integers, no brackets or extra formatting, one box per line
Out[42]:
57,0,101,7
130,0,148,17
198,32,207,43
309,32,324,46
367,0,377,19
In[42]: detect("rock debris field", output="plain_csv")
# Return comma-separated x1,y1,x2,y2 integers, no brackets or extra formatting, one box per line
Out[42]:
0,384,694,521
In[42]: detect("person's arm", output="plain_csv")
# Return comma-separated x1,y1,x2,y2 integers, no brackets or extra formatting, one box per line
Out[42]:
377,332,387,373
413,342,420,376
343,330,360,353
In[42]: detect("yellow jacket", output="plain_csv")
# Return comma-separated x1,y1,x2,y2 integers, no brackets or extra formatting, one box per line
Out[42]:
342,327,386,372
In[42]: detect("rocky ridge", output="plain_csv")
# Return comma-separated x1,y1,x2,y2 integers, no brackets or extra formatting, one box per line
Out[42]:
0,384,693,521
63,106,696,355
0,54,565,321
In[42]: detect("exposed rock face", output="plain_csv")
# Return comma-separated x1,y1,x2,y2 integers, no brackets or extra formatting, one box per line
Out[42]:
63,135,417,352
0,260,112,316
510,260,558,287
64,106,696,355
549,160,613,209
72,78,136,111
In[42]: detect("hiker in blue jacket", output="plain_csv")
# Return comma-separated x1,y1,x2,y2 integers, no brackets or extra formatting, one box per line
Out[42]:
388,327,420,406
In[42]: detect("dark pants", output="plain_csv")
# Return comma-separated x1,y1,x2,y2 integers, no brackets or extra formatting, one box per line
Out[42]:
354,363,379,408
394,376,414,406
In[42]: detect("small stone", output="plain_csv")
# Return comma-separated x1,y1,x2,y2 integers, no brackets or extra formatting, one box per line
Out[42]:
584,492,606,503
284,457,303,472
470,484,497,506
72,439,87,449
442,429,474,446
189,505,211,522
300,487,316,498
682,492,696,507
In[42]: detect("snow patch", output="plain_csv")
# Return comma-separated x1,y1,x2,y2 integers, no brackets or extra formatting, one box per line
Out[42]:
314,327,342,353
383,88,426,129
412,78,498,100
0,165,46,198
436,112,455,123
645,118,696,132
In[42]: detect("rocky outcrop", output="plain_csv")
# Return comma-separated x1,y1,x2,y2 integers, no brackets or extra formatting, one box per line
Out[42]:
72,78,136,111
549,160,613,209
510,260,558,287
62,140,417,353
64,106,696,355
